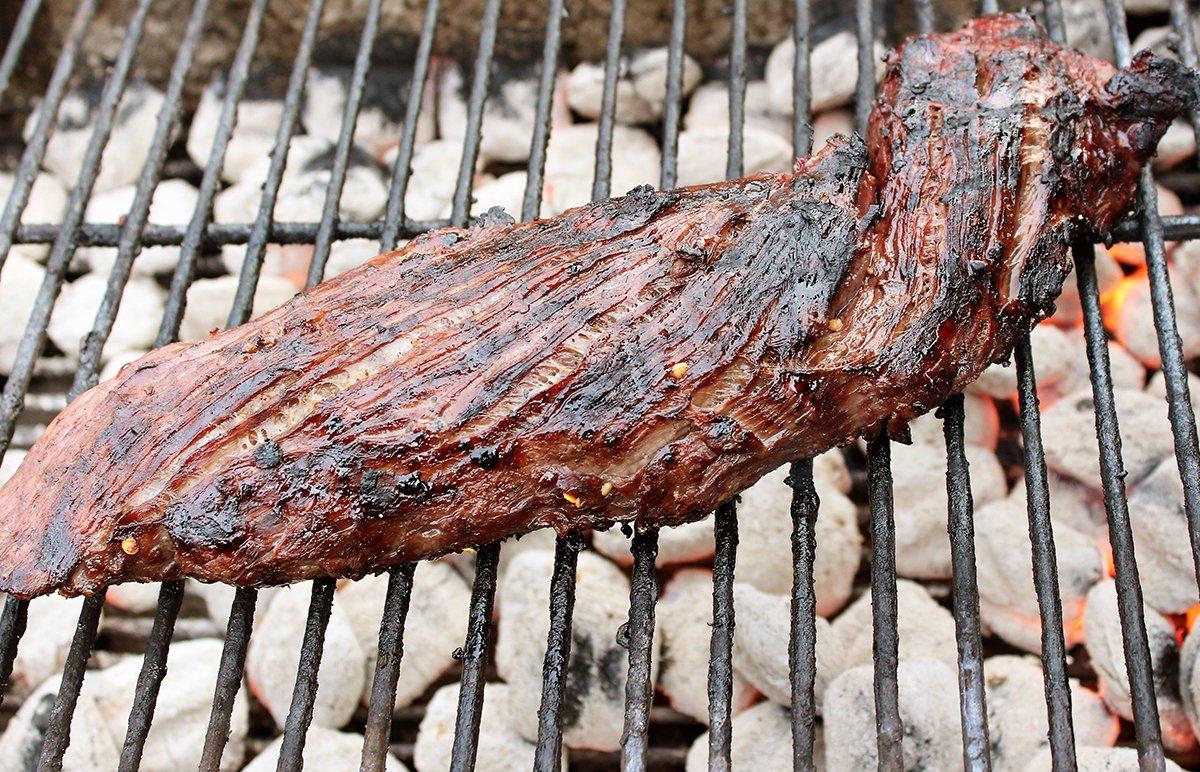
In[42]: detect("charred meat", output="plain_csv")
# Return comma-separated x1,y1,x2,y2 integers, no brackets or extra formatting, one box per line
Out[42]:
0,14,1194,597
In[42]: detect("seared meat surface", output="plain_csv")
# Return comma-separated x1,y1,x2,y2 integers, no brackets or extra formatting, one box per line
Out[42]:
0,14,1194,598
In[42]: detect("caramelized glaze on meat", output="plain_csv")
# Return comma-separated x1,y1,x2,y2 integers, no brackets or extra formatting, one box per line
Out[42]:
0,14,1194,597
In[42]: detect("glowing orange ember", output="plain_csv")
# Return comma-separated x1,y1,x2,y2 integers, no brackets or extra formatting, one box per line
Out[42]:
1099,269,1146,335
1187,605,1200,633
1101,542,1116,578
1106,242,1146,267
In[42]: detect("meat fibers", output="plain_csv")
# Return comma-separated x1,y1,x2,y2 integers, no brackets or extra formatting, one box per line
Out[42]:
0,14,1194,597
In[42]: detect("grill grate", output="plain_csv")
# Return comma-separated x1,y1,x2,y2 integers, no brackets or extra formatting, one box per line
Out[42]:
0,0,1197,770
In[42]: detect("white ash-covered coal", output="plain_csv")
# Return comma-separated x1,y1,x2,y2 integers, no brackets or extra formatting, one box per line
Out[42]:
823,658,963,771
732,583,842,709
974,491,1105,654
338,562,471,714
247,582,368,730
1084,580,1197,754
29,79,164,195
0,172,66,264
4,7,1200,768
890,439,1006,580
178,275,297,344
984,655,1118,771
439,58,571,165
1024,746,1187,771
187,71,288,185
0,255,48,375
727,455,860,614
304,62,435,162
414,682,555,772
0,639,250,771
496,549,655,753
656,569,753,723
684,80,792,141
684,701,806,772
764,30,884,115
830,579,958,670
541,123,661,214
76,179,200,277
246,727,408,771
566,47,702,125
47,273,165,363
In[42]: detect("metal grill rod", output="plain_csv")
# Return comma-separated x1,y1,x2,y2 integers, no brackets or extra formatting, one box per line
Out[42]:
1013,336,1079,768
202,0,330,763
35,592,106,772
199,588,258,771
724,0,747,181
589,0,627,202
785,2,819,768
276,578,337,770
790,0,812,159
527,0,599,754
533,535,582,771
942,395,990,771
117,580,185,772
914,0,935,36
853,0,876,139
787,459,819,771
227,0,327,327
441,3,508,767
706,8,748,768
361,563,418,772
853,0,903,766
450,542,501,772
519,0,566,222
657,0,687,191
378,0,440,250
1013,5,1081,768
306,0,385,285
0,0,95,277
0,0,43,105
1076,241,1166,768
866,437,903,770
448,0,504,227
619,529,660,771
0,598,28,693
1168,0,1200,151
706,500,739,771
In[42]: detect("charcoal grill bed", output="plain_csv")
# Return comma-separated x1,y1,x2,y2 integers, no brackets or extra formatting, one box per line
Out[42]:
0,0,1199,770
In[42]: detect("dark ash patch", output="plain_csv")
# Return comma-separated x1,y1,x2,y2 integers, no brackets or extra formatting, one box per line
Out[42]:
357,470,433,518
163,485,245,548
469,446,500,469
253,439,283,469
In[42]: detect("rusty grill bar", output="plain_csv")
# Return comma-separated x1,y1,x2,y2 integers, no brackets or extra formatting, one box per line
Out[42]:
0,0,1197,769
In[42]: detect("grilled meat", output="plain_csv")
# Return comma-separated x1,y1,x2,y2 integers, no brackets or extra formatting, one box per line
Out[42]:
0,14,1194,598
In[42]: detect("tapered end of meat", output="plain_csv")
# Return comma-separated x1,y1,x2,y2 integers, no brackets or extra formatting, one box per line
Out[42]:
1104,51,1200,157
1107,51,1199,122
